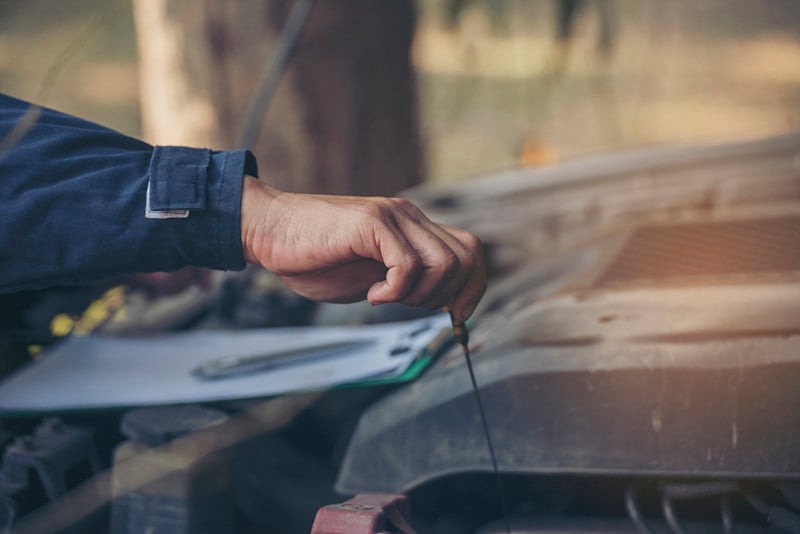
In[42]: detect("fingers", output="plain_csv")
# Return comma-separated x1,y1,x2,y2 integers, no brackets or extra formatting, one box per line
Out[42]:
390,223,460,308
416,224,478,309
362,210,423,305
445,226,487,323
364,199,486,320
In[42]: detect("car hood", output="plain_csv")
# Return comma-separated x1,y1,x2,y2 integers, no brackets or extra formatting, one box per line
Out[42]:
336,132,800,494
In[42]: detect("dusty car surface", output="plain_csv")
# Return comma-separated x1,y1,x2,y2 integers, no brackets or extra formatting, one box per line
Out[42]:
333,131,800,533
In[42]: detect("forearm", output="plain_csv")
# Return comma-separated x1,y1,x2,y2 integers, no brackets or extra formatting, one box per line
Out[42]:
0,94,254,293
1,94,486,319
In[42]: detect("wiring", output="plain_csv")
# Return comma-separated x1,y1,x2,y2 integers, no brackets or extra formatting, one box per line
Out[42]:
627,481,743,534
721,493,736,534
743,490,800,534
624,483,654,534
661,493,687,534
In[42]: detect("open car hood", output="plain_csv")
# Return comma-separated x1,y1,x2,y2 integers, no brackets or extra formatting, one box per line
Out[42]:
336,132,800,494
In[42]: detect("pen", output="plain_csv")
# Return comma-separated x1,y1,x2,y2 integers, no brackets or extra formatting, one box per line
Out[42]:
192,339,373,380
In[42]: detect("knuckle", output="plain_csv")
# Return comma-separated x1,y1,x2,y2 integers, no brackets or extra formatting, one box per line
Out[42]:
364,202,388,219
425,251,460,280
464,231,483,251
402,253,423,272
438,252,459,275
393,197,427,219
359,202,393,227
459,249,477,271
391,197,414,209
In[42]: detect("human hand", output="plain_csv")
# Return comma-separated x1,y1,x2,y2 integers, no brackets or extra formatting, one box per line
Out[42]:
240,176,486,322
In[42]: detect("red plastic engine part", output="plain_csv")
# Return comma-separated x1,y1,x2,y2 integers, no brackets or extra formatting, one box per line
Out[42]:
311,493,417,534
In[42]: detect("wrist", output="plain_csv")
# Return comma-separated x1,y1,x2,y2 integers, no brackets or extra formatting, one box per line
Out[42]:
240,175,281,265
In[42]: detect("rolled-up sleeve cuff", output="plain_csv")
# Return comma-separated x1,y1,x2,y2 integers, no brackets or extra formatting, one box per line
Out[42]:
210,149,258,271
147,146,258,272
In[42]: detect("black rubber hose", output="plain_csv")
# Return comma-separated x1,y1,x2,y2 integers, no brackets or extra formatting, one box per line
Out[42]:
625,484,654,534
721,493,736,534
662,495,687,534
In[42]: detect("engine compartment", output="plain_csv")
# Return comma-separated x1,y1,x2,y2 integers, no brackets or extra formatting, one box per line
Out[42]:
1,132,799,533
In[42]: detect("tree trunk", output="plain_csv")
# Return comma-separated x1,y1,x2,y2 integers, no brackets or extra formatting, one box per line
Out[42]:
133,0,423,196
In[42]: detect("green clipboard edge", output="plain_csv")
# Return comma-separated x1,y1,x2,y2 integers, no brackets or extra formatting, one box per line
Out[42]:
337,317,475,389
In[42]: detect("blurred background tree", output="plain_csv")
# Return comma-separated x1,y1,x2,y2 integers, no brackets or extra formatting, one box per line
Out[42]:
1,0,799,184
132,0,423,196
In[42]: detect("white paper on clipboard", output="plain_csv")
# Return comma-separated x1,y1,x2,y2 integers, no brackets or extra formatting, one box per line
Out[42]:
0,315,452,413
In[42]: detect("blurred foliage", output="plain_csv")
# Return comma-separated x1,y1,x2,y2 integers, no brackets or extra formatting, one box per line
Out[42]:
417,0,800,179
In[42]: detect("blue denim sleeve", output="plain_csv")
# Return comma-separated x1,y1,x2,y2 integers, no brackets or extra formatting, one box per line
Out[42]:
0,93,257,293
